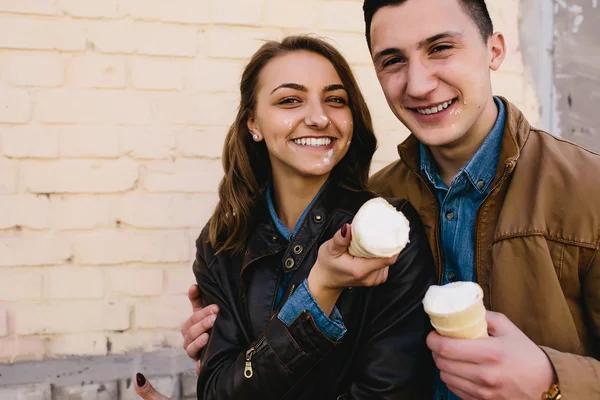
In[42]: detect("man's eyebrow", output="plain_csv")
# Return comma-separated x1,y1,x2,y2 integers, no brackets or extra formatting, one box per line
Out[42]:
270,83,306,94
373,30,464,63
417,30,463,50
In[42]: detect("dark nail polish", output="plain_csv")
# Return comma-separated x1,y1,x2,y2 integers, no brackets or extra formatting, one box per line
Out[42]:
341,224,348,238
136,372,146,387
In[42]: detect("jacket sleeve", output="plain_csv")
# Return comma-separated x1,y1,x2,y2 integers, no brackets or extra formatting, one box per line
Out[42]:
540,244,600,398
346,200,436,399
193,248,343,400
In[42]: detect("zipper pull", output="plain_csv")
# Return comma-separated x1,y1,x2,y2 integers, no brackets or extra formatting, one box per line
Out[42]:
244,347,255,378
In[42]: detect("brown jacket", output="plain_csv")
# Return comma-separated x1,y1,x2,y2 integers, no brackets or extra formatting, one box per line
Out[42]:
369,97,600,398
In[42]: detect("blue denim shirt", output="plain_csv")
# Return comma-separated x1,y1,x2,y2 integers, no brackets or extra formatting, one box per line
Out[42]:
265,182,347,342
422,97,506,400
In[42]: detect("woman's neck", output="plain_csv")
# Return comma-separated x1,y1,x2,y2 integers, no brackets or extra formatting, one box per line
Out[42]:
271,172,329,232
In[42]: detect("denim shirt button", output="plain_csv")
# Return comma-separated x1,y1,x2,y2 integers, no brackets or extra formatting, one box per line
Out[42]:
445,210,455,220
448,272,457,282
477,180,485,189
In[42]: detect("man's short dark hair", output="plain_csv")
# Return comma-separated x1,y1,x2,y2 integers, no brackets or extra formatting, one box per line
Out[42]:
363,0,494,50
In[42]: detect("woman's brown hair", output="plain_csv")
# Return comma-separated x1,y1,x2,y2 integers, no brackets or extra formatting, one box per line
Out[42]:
208,35,377,255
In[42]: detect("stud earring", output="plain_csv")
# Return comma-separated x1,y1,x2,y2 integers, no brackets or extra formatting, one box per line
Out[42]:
253,134,259,140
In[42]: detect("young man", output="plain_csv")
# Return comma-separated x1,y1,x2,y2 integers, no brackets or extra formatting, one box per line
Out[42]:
138,1,599,399
363,0,599,399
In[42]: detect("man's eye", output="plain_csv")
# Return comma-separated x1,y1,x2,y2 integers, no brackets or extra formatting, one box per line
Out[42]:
382,57,405,68
431,45,453,54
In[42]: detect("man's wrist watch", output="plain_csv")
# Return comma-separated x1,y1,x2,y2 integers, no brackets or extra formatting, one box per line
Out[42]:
542,383,561,400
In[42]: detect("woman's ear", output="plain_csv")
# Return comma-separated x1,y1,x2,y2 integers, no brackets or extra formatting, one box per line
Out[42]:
247,115,262,142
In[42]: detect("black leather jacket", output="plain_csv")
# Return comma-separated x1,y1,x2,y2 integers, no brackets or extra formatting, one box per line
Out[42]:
193,183,436,399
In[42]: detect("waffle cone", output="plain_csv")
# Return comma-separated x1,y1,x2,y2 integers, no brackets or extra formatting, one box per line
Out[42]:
425,298,488,339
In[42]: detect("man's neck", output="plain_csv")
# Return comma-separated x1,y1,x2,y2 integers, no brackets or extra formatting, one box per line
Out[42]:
271,172,329,232
430,97,499,187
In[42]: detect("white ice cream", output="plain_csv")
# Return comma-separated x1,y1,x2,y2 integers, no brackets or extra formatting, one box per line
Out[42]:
349,197,410,258
423,281,483,315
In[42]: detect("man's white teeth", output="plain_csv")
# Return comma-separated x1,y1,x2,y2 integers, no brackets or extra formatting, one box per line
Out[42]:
417,99,454,115
293,138,332,146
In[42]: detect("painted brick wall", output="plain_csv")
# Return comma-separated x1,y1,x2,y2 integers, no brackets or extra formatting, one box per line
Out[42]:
0,0,538,397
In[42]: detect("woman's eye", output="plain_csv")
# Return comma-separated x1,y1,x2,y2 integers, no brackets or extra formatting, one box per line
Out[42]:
327,97,347,105
279,98,300,105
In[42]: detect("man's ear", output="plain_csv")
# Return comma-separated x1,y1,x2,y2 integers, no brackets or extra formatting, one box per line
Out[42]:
488,32,506,72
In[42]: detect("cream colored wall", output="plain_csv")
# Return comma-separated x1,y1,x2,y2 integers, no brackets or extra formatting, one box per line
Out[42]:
0,0,538,363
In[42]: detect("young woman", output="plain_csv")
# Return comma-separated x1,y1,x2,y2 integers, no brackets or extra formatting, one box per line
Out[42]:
192,35,435,399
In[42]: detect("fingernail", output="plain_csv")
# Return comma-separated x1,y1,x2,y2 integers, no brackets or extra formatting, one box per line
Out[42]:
211,305,219,314
341,224,348,238
136,372,146,387
200,335,208,345
209,315,217,325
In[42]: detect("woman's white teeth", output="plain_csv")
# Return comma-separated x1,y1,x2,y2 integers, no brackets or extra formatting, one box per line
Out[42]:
417,99,453,115
293,138,332,146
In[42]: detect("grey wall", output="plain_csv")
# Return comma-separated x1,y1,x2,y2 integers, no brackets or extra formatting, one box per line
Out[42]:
521,0,600,153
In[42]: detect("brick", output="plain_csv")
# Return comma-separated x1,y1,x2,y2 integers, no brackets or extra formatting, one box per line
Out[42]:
116,193,217,228
205,27,283,59
152,93,238,125
132,57,185,90
15,301,130,334
125,0,212,24
262,0,317,28
106,331,166,354
317,1,365,33
318,32,372,64
176,127,227,158
53,382,117,400
165,265,195,294
0,383,52,400
189,59,243,92
87,20,196,56
135,295,190,328
0,17,86,51
0,0,57,15
59,0,122,18
144,159,223,193
67,54,127,89
48,333,108,357
0,158,18,194
74,231,192,265
45,267,104,299
36,90,150,124
120,127,176,159
4,53,64,87
211,0,264,25
120,376,180,400
59,126,121,158
163,329,185,348
0,88,32,123
0,269,43,301
0,195,51,229
2,125,60,158
51,196,114,230
0,234,72,267
21,159,138,193
106,267,163,296
0,336,47,362
0,307,7,337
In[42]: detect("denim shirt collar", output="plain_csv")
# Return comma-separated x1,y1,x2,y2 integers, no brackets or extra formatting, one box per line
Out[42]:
266,179,329,241
420,96,506,193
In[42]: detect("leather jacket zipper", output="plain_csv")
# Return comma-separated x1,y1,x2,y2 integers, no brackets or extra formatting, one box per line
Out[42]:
244,337,267,379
